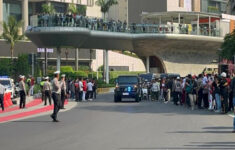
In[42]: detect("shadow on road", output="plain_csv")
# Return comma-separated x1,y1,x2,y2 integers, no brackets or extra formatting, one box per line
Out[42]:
12,120,52,123
120,142,235,149
78,102,219,116
79,93,223,116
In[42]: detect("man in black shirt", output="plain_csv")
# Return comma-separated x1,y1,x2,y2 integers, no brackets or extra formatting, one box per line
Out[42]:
220,72,229,114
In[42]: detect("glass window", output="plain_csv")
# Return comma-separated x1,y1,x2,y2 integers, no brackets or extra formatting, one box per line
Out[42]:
118,76,138,84
3,1,22,22
179,0,184,8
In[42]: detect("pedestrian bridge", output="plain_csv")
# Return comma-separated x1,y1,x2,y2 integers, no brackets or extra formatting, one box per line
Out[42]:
25,26,223,77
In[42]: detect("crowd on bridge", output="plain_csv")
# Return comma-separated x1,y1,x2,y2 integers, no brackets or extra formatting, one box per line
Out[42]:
37,13,129,32
29,13,219,36
145,72,235,132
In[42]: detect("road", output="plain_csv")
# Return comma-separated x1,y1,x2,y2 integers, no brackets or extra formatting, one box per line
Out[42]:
0,93,234,150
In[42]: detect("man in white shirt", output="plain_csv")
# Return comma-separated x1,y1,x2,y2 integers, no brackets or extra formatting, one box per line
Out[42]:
0,83,5,111
19,75,26,109
151,79,160,101
60,74,66,109
43,77,51,106
78,78,83,101
51,71,61,122
87,80,93,101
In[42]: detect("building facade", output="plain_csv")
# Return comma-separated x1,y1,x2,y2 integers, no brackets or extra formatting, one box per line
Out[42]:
107,0,229,24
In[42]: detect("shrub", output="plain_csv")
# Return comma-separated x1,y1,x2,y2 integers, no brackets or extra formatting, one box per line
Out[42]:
88,72,103,79
78,65,90,71
97,84,115,88
61,66,74,73
109,71,144,79
73,71,88,78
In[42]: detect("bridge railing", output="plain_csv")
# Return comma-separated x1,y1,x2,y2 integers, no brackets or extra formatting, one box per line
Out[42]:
29,15,221,37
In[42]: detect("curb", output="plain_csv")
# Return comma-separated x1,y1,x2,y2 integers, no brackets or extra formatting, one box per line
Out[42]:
0,101,78,124
97,87,114,94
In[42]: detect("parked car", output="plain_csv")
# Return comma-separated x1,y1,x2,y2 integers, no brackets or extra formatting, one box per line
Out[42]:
0,76,15,99
139,73,157,83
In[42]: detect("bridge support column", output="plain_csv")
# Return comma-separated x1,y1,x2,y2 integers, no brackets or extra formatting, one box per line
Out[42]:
197,14,200,35
56,47,61,72
146,56,150,73
0,0,3,34
22,0,28,32
209,16,211,36
105,50,109,84
75,48,79,71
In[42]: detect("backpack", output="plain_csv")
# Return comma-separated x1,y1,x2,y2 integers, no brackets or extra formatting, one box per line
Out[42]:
185,81,193,93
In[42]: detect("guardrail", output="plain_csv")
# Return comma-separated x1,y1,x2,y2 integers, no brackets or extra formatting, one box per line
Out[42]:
28,15,221,37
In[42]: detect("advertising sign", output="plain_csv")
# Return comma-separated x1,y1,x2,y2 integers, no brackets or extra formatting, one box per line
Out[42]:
37,48,54,53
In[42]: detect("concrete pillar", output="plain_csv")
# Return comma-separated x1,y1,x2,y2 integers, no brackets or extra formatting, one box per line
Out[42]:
44,48,48,76
146,56,150,73
22,0,28,31
209,16,211,36
75,48,79,71
178,13,181,33
103,50,106,81
0,0,3,34
57,47,61,72
197,14,200,35
105,50,109,84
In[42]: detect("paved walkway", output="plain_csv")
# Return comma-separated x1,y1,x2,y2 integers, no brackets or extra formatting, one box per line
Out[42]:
0,96,77,123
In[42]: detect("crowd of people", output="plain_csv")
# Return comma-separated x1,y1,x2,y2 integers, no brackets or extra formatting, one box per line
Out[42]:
15,71,97,122
36,13,128,32
143,72,235,132
145,73,234,113
30,13,220,36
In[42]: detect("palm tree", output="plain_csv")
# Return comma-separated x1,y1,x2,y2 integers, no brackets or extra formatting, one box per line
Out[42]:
42,3,55,14
95,0,118,20
2,16,24,61
68,3,78,14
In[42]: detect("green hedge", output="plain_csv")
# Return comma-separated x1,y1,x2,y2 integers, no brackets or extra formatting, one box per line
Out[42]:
61,66,73,73
97,84,115,88
88,72,103,79
109,71,144,79
73,71,88,78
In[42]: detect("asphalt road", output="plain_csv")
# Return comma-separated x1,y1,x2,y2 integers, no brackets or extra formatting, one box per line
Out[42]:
0,93,234,150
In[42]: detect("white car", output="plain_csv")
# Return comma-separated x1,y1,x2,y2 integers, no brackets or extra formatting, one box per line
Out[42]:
0,77,15,99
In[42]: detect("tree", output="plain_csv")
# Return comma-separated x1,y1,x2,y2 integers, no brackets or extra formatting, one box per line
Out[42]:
42,3,55,14
14,54,30,79
95,0,118,20
77,5,87,16
219,30,235,60
2,16,24,61
68,3,78,14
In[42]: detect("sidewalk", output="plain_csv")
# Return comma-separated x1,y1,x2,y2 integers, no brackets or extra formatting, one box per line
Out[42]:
0,96,77,123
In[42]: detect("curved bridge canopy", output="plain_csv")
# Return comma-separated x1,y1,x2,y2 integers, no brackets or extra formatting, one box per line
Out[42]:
26,27,223,54
26,27,224,76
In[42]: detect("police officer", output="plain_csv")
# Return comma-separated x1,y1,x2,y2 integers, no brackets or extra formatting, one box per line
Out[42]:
43,76,51,105
60,74,66,109
40,77,45,102
0,82,5,111
50,71,61,122
19,75,26,109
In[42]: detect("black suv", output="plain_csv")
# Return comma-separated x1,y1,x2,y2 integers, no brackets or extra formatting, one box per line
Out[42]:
114,75,142,102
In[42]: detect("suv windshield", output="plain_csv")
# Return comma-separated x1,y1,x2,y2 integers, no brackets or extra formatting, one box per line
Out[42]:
118,76,138,84
0,80,11,87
